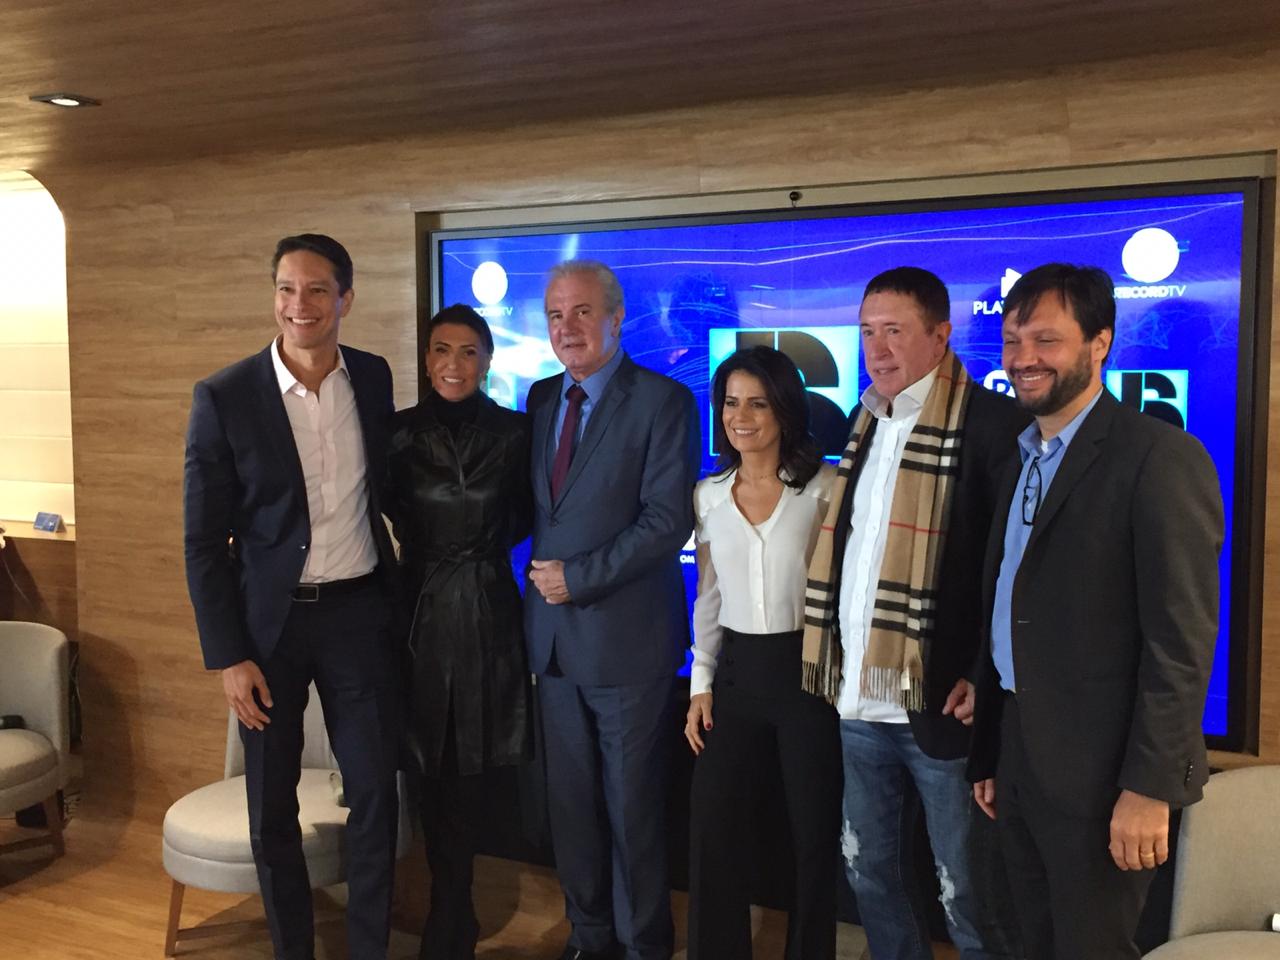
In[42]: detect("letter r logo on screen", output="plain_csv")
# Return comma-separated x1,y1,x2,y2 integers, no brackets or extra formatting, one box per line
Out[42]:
1105,369,1189,430
708,327,859,456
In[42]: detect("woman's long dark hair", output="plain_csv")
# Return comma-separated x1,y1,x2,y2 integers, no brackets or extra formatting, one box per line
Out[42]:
710,345,821,490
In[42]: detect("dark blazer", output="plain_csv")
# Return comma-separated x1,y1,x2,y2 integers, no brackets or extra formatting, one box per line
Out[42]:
523,353,700,686
834,383,1029,759
967,390,1224,818
184,343,397,671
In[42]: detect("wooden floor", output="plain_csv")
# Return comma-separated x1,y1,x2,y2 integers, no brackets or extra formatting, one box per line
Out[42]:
0,802,958,960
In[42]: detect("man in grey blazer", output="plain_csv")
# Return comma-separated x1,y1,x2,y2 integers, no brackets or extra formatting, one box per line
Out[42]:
967,263,1224,960
524,260,700,960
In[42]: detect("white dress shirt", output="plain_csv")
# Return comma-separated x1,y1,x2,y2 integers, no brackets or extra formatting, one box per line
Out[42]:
690,465,836,695
271,338,378,584
836,364,939,721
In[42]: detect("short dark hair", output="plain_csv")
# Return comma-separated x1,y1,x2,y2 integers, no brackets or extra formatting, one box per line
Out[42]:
271,234,354,295
710,346,822,490
425,303,494,355
1003,263,1115,357
862,266,950,329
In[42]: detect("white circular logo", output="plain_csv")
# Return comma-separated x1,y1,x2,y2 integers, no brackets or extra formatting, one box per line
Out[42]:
1121,228,1180,284
983,369,1014,395
470,261,508,306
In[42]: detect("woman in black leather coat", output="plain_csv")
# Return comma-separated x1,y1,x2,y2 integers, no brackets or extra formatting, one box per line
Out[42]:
384,304,533,960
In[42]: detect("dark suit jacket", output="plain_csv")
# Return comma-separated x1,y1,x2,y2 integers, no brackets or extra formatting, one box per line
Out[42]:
523,353,700,686
967,390,1224,818
834,384,1029,759
183,343,397,670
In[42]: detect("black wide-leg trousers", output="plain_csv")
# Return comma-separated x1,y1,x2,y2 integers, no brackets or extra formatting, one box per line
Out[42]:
687,629,842,960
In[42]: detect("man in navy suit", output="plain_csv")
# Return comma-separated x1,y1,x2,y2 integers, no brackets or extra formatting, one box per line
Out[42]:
184,234,400,960
525,260,700,960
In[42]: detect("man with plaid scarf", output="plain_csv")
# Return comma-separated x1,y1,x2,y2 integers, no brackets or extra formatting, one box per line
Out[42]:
802,267,1026,959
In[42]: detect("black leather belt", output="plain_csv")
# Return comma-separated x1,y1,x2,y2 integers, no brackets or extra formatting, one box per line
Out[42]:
291,570,378,602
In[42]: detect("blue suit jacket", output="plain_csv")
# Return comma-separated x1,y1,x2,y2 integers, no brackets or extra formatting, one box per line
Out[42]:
183,343,397,670
524,354,700,686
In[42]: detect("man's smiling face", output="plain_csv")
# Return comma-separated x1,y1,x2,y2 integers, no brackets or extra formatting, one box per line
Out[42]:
273,249,352,358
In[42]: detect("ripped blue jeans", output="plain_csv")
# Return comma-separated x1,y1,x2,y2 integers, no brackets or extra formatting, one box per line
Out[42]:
839,719,1003,960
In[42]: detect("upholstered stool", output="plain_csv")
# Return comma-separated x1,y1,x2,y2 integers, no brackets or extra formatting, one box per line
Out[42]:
160,689,409,956
0,621,69,859
1144,931,1280,959
1144,766,1280,959
162,768,348,894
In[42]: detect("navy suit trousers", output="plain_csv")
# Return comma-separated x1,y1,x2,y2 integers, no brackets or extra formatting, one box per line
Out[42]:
539,671,678,960
240,582,400,960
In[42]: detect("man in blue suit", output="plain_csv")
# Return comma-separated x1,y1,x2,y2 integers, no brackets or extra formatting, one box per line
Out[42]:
525,260,700,960
184,234,400,960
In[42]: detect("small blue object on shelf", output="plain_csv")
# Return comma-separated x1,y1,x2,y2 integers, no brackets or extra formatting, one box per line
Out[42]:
33,512,64,533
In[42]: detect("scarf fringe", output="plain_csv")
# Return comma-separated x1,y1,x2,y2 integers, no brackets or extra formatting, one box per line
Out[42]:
859,664,925,712
801,643,842,705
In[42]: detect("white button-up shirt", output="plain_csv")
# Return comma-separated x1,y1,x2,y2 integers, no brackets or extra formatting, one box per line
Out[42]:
836,365,939,721
690,465,835,695
271,338,378,584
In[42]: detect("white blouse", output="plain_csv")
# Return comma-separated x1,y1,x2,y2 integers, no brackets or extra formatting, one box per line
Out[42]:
690,464,836,695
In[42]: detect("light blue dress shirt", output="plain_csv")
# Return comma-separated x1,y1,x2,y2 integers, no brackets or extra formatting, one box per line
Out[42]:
991,386,1105,691
550,346,626,466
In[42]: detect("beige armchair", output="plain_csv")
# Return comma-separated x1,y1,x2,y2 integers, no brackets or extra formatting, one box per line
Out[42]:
161,684,411,956
0,621,70,858
1144,765,1280,958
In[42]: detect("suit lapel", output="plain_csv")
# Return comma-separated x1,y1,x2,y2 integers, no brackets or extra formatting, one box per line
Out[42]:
344,350,377,472
346,350,367,431
531,380,556,514
982,454,1022,614
256,345,310,523
553,356,633,507
1022,390,1116,558
344,349,386,517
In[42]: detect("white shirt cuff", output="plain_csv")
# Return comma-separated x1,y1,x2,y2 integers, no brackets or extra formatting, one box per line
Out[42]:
690,662,715,697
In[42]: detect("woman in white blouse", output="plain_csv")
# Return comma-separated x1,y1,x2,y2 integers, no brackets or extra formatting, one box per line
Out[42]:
684,345,841,960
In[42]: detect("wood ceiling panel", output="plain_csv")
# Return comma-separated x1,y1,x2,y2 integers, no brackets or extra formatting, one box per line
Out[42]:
0,0,1276,171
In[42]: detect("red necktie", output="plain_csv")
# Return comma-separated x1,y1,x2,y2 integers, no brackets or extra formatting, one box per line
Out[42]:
551,384,587,500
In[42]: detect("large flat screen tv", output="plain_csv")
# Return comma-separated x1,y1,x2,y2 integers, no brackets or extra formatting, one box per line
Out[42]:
428,179,1265,748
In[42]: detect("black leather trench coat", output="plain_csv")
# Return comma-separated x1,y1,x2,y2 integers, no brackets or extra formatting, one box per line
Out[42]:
384,393,534,777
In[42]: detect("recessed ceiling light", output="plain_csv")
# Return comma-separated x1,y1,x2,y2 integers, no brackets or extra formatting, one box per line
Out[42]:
30,93,101,108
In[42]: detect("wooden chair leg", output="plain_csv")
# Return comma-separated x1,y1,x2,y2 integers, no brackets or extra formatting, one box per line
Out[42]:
161,878,270,954
42,793,64,856
165,880,185,957
0,792,65,856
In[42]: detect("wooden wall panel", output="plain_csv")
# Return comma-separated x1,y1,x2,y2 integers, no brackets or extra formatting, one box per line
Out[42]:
30,41,1280,816
0,535,77,641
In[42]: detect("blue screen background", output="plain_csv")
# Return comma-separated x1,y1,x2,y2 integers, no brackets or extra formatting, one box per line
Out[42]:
436,190,1247,737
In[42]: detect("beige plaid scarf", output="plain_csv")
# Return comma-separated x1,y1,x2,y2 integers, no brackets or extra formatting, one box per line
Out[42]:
801,349,972,708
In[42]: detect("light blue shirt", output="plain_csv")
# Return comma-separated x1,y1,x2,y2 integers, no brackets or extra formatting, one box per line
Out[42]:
550,346,625,464
991,386,1104,691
